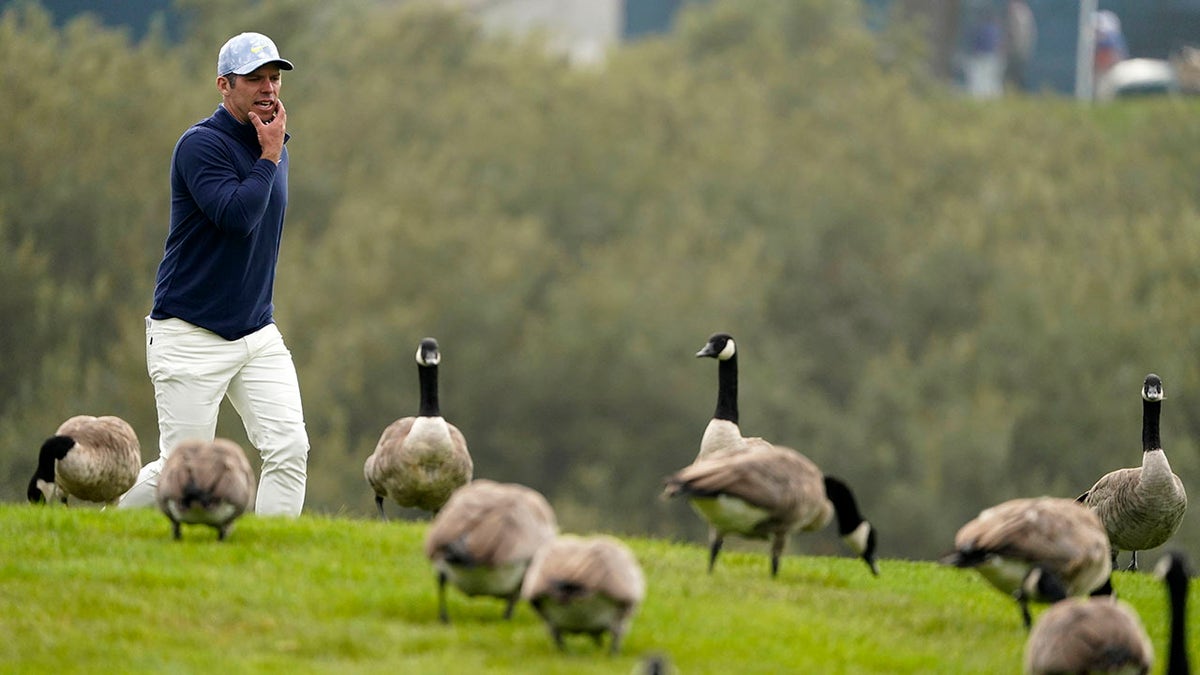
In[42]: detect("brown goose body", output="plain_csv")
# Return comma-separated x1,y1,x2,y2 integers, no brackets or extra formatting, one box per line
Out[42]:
663,443,878,577
520,534,645,654
156,438,256,541
1024,595,1152,675
424,479,558,622
943,496,1112,627
1078,374,1187,570
28,415,141,505
365,338,473,516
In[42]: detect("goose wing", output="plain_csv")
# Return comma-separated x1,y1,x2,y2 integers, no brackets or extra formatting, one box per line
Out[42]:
1078,467,1140,508
523,536,645,606
205,439,257,509
665,445,824,518
424,480,557,565
56,415,139,456
364,417,415,490
954,497,1107,568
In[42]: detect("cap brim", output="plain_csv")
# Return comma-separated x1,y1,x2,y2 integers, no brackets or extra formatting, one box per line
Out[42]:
228,57,295,75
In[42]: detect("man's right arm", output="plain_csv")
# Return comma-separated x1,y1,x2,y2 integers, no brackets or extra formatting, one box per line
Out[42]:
176,130,277,238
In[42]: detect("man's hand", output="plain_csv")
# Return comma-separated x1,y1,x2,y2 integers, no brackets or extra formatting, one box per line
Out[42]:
249,99,287,164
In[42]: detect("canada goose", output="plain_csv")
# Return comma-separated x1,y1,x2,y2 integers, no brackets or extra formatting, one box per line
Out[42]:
364,337,473,516
663,444,879,577
520,534,646,655
693,333,774,460
1023,587,1152,674
423,479,558,623
1155,551,1191,675
27,415,141,506
1077,374,1187,571
155,438,257,541
941,496,1113,628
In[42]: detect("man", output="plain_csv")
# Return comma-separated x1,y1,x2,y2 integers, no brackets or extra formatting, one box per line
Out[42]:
119,32,309,516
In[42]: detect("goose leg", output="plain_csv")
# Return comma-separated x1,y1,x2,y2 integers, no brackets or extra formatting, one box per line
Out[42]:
375,495,387,520
1127,551,1139,571
437,572,449,623
770,533,786,577
609,627,626,655
707,533,724,573
1019,597,1033,630
502,592,517,620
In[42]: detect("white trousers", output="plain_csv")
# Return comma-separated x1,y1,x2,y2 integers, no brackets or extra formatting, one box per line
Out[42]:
119,317,310,516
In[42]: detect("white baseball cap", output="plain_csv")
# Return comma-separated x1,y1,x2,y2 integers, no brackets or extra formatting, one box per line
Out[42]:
217,32,295,76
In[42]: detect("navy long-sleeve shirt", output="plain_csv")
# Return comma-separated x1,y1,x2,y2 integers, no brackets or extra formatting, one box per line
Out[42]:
151,104,290,340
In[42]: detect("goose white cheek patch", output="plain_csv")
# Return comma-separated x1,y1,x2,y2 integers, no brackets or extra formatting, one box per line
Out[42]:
844,521,871,554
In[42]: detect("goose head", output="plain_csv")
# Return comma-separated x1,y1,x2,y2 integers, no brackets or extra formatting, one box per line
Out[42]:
697,333,736,361
417,337,441,367
1142,374,1164,402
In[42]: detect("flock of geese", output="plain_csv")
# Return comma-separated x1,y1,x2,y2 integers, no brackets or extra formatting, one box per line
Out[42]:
23,332,1195,671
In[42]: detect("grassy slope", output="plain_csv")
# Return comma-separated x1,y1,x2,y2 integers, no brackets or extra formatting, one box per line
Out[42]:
0,505,1192,674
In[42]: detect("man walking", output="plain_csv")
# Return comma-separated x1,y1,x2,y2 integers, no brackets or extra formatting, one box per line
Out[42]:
120,32,309,516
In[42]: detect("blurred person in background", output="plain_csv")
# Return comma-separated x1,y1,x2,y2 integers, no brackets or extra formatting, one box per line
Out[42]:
1093,10,1128,79
964,6,1005,99
1004,0,1037,92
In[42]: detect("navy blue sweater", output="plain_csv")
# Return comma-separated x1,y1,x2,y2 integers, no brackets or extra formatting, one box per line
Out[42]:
151,105,290,341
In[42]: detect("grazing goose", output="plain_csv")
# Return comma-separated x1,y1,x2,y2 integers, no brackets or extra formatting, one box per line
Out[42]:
423,479,558,623
155,438,257,541
364,337,473,517
520,534,646,654
942,496,1113,628
1155,551,1191,675
1023,586,1152,675
693,332,774,460
27,415,141,506
663,444,879,577
1077,373,1187,571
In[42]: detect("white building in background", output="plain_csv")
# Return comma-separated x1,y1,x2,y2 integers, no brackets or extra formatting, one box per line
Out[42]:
446,0,624,66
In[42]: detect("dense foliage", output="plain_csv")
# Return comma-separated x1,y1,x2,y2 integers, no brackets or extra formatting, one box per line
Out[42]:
2,0,1199,561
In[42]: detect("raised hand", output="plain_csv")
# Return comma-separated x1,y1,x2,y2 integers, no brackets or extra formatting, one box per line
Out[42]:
249,99,287,163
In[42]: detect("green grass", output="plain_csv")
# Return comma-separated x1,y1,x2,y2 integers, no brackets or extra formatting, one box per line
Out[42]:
0,505,1192,674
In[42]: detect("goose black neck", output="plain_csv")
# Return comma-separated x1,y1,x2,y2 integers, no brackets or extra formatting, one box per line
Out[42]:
36,436,74,479
824,476,865,535
418,362,441,417
713,356,738,424
1143,398,1161,452
1167,574,1189,675
28,436,73,502
34,449,58,481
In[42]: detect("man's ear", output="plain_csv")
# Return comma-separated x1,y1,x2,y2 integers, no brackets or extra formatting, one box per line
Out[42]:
216,75,231,95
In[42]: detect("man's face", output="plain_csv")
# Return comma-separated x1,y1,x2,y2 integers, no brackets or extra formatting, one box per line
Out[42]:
218,64,282,124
